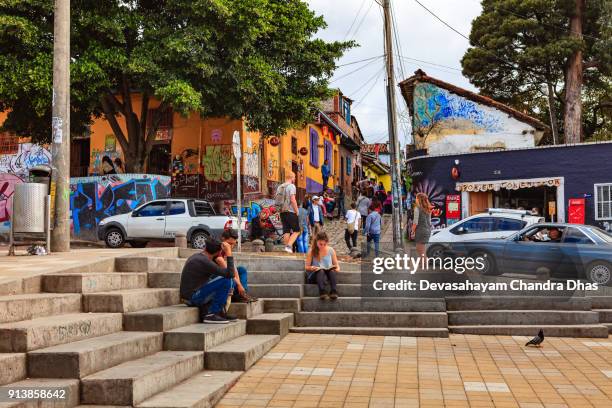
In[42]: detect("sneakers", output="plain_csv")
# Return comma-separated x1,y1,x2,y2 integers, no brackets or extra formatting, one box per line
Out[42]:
319,291,329,300
329,290,339,300
203,313,229,324
284,246,293,253
221,311,239,322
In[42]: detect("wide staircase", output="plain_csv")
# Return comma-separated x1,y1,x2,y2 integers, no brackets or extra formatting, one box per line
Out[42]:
0,250,292,408
2,249,612,407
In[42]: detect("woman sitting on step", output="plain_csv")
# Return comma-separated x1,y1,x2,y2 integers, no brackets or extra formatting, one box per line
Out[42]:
305,232,340,300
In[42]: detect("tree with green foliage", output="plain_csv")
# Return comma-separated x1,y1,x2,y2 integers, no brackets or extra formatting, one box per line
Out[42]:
0,0,353,172
461,0,611,143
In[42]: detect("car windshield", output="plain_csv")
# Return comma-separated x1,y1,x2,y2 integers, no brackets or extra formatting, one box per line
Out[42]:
589,228,612,243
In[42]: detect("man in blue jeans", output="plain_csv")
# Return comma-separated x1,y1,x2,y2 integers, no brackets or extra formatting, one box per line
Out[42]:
365,207,382,257
179,239,235,324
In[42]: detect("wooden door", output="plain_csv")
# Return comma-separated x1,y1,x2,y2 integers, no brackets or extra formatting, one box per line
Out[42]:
469,192,491,215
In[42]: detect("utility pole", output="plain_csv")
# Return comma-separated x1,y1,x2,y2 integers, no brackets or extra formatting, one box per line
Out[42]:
383,0,404,251
50,0,71,252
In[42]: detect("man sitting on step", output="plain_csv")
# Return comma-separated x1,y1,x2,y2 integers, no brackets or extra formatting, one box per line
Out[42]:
179,238,236,324
217,229,257,304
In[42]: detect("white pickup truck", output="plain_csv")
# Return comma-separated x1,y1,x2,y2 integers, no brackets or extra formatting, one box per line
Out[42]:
97,198,246,249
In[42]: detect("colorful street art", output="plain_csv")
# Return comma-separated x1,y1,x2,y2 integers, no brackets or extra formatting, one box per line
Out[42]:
243,136,260,194
90,148,122,175
223,198,282,233
412,178,446,228
0,174,21,223
413,83,503,134
172,173,237,202
70,174,171,241
0,143,51,179
202,145,234,183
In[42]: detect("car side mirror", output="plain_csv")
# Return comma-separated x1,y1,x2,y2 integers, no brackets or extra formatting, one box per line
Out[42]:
131,211,140,218
457,227,467,234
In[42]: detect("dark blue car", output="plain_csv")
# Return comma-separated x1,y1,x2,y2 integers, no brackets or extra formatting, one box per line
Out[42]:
436,223,612,285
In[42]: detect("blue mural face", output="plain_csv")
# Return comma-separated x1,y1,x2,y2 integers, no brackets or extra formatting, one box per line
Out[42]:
413,83,504,133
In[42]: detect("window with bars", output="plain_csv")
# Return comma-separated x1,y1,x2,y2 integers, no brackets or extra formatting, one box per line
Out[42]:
595,183,612,220
147,107,173,141
291,137,297,155
309,128,319,167
0,132,19,154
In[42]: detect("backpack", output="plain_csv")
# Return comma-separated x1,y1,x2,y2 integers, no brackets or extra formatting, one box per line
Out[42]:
274,182,290,211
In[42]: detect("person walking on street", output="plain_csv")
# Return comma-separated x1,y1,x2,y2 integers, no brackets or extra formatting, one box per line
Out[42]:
309,195,325,239
337,187,346,218
356,191,371,235
344,202,361,251
364,207,382,257
412,192,433,257
276,172,300,253
321,159,331,192
296,197,311,253
306,232,340,300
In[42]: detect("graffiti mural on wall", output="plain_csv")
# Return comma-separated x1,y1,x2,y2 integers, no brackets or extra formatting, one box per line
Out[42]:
413,83,504,134
412,178,446,228
0,174,22,223
202,145,234,183
172,174,237,202
223,198,282,232
0,143,51,179
90,148,122,175
243,136,260,194
70,174,171,240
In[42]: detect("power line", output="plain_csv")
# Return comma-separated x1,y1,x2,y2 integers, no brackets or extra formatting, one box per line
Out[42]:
352,68,386,108
347,64,386,99
346,0,375,41
395,55,462,72
330,57,382,83
412,0,470,41
343,0,368,42
336,55,384,68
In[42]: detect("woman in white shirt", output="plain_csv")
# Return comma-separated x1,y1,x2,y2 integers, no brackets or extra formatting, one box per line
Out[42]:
344,202,361,251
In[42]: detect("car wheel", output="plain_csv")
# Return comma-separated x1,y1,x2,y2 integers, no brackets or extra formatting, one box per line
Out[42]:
471,250,499,275
427,245,446,259
587,261,612,286
129,241,148,248
105,228,125,248
191,231,210,250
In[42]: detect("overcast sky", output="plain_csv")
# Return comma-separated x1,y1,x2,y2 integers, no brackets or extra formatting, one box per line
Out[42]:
307,0,482,145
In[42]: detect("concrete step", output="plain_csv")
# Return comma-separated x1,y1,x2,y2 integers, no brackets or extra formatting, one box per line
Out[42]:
264,298,301,313
227,299,264,319
28,332,163,379
0,293,82,324
0,378,79,407
247,313,294,337
304,284,361,297
0,313,122,352
0,353,26,386
301,297,446,312
445,296,592,311
290,326,449,337
164,321,246,351
604,323,612,333
115,256,186,273
43,272,147,294
449,324,609,338
136,370,242,408
594,309,612,322
248,271,305,284
83,289,180,313
248,284,303,298
447,310,600,326
589,296,612,309
123,305,199,332
81,351,204,406
205,335,280,371
148,272,180,288
232,257,304,271
295,312,448,328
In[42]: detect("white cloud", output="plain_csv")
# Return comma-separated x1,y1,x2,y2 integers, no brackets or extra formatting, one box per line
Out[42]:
307,0,482,144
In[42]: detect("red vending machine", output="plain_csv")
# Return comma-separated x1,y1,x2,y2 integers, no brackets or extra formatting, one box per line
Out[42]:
446,194,461,226
568,198,585,224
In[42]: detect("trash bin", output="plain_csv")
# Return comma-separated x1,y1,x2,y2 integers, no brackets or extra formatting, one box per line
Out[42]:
29,165,52,193
12,183,48,233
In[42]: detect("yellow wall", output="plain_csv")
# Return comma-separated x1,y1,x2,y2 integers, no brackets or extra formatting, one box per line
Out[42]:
364,166,391,192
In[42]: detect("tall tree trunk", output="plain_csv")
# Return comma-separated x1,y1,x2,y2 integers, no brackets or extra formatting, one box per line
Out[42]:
564,0,584,144
546,82,560,144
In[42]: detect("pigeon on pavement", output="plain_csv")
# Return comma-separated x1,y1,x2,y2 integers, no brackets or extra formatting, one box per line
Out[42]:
525,329,544,347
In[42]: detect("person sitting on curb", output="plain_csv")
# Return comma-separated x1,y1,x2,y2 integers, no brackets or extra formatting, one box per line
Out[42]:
305,232,340,300
217,229,257,304
179,238,235,324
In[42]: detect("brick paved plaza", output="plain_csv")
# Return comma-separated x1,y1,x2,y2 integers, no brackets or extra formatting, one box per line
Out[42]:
218,333,612,408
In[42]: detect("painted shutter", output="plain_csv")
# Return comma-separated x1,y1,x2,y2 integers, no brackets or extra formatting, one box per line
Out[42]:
310,128,319,167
